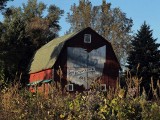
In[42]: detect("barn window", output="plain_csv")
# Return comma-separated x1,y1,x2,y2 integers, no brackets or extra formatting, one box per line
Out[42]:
67,84,74,91
100,84,107,91
84,34,91,43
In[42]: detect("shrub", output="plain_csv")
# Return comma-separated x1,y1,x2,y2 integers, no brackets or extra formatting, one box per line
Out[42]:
0,75,160,120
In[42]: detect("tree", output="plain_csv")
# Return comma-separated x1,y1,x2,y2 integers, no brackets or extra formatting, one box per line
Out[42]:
67,0,133,66
0,0,63,84
0,0,14,14
127,22,160,94
0,0,11,10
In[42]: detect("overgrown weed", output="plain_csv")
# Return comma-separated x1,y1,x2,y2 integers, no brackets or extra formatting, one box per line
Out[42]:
0,72,160,120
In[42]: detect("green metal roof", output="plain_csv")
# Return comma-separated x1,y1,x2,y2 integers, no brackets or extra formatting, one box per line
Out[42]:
27,79,53,86
29,31,78,73
42,79,52,83
27,80,43,86
29,27,121,74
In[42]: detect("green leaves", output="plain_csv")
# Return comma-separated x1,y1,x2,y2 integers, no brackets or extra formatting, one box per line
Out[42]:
0,0,13,11
1,82,160,120
127,22,160,95
0,0,63,84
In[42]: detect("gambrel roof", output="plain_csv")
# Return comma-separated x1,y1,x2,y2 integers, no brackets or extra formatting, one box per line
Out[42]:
29,31,78,73
29,27,120,74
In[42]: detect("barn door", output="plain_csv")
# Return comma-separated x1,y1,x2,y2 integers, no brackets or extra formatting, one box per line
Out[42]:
67,45,106,89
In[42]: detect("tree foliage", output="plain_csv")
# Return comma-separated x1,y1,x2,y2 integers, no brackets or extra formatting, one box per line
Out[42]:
0,0,12,10
0,0,63,84
67,0,133,65
127,22,160,93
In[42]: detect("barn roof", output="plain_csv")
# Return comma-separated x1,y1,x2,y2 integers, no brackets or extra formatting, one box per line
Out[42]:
29,30,79,73
29,27,121,74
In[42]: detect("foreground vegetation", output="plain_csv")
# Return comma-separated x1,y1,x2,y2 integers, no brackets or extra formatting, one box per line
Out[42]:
0,76,160,120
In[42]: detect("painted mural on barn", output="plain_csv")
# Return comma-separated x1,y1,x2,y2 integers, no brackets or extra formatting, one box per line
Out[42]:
67,45,106,89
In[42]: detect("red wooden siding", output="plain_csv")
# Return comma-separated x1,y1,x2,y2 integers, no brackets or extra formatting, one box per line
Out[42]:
52,28,120,91
29,69,53,83
29,69,53,93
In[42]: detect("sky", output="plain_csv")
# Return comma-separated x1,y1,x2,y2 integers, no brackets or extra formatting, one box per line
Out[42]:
1,0,160,43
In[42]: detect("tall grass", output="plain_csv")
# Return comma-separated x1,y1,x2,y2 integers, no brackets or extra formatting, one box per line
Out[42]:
0,73,160,120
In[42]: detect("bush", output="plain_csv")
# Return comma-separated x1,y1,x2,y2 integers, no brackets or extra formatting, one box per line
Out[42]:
0,82,160,120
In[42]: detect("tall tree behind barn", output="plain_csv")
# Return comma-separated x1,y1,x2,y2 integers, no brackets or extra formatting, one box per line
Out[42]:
67,0,133,68
28,27,121,93
0,0,63,84
127,22,160,96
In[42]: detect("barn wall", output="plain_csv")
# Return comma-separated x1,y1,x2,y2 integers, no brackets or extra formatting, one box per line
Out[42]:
29,83,51,95
29,69,53,93
67,46,106,89
54,28,120,91
29,69,53,83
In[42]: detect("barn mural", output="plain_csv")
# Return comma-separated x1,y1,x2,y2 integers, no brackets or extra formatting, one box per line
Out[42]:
28,27,121,94
67,46,106,89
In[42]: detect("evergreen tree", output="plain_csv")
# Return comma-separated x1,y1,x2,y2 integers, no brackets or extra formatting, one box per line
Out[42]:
127,22,160,94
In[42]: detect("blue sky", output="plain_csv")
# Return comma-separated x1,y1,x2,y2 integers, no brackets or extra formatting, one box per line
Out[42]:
1,0,160,43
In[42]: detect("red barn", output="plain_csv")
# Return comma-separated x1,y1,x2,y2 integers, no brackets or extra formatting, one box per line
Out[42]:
28,27,121,93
